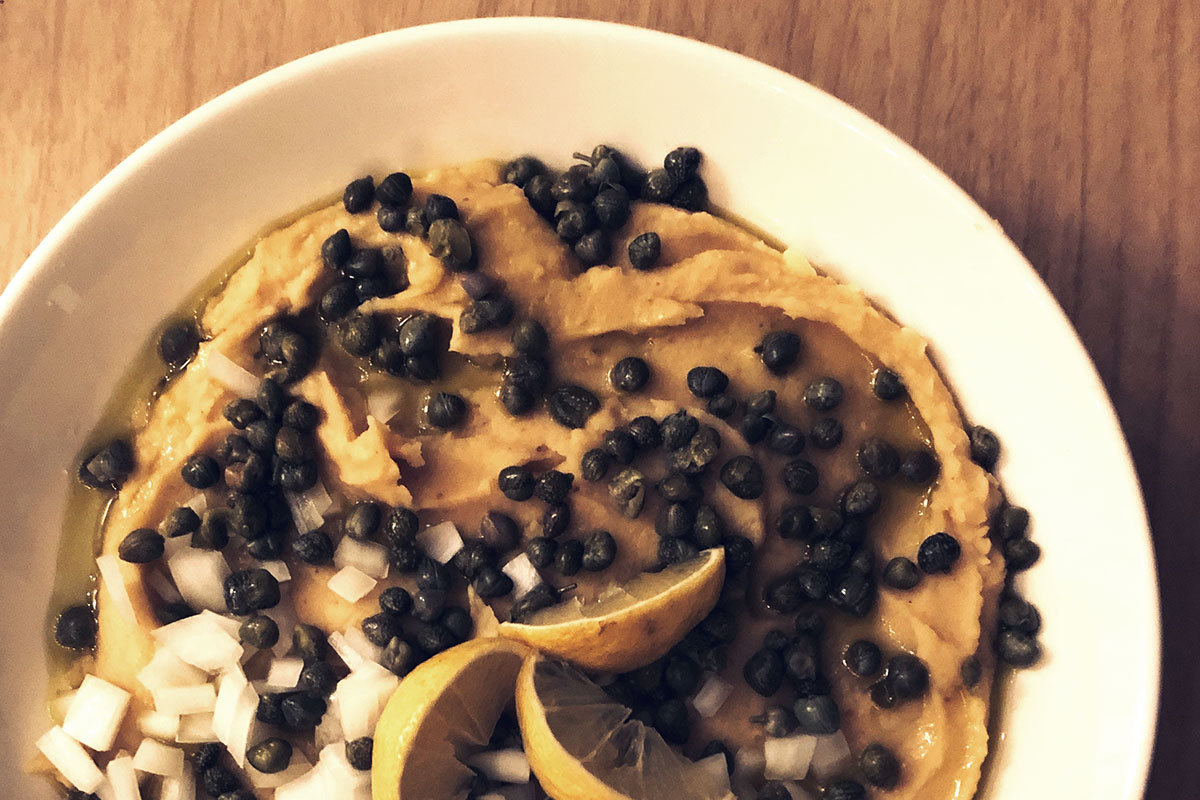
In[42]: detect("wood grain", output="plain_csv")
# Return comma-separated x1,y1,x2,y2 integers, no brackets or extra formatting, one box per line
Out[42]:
2,1,1195,795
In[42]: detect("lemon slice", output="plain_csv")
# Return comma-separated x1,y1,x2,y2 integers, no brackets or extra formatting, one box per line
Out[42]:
498,548,725,672
371,637,528,800
516,652,734,800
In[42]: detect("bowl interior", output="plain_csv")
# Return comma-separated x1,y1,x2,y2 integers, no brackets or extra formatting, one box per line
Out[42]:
0,18,1157,799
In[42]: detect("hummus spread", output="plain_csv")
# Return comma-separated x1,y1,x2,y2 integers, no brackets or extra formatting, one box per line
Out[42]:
90,160,1004,798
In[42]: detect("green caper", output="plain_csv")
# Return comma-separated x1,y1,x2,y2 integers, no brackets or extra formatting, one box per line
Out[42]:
246,737,292,774
239,614,279,650
292,623,326,661
427,218,474,271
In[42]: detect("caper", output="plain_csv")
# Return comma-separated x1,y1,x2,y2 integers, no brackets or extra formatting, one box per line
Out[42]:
246,737,293,774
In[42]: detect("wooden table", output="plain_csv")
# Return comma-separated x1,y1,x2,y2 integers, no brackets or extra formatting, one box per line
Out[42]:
3,1,1193,795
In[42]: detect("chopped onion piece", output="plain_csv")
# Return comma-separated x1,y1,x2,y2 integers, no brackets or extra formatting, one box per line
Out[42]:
285,485,331,535
133,739,185,777
211,666,249,743
365,387,406,425
334,537,390,580
264,657,306,689
694,752,734,796
146,569,184,603
152,683,217,716
764,734,818,780
184,493,209,514
467,748,530,784
260,559,292,583
63,674,132,751
274,763,325,800
167,547,231,613
139,710,181,740
160,769,197,800
96,554,138,623
176,712,217,744
104,753,140,800
205,349,260,397
690,673,732,719
247,750,312,789
502,554,540,597
327,631,364,671
225,682,261,768
152,612,243,673
138,648,208,692
732,744,766,792
329,625,384,670
333,663,399,740
36,726,104,792
808,731,852,782
416,521,463,563
328,566,378,603
317,743,371,799
313,699,344,752
266,602,299,658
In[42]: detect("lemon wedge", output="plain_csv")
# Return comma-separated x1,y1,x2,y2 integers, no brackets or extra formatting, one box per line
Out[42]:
371,637,527,800
515,651,734,800
498,548,725,672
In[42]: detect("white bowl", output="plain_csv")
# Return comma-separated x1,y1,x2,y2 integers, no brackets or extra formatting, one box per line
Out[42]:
0,18,1157,799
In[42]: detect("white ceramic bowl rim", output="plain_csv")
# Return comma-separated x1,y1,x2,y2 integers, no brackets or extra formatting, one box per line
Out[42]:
0,18,1159,799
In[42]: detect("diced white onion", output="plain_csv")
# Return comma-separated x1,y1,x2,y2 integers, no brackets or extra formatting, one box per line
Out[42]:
694,752,734,796
327,631,364,672
63,674,132,751
138,648,208,692
152,683,217,716
274,763,325,800
467,748,530,784
175,712,217,744
166,547,232,613
247,750,312,789
328,566,378,603
285,485,330,535
211,666,249,744
808,731,852,782
145,569,184,603
184,493,209,514
139,710,181,740
105,753,140,800
334,537,390,580
416,521,463,563
317,743,371,800
763,734,818,781
313,699,344,752
266,601,299,658
260,559,292,583
36,726,104,792
96,554,138,623
264,656,306,690
225,683,261,769
162,532,192,558
160,769,197,800
133,739,185,777
365,387,406,425
332,663,399,740
690,674,733,719
502,554,541,598
205,349,260,398
152,612,243,673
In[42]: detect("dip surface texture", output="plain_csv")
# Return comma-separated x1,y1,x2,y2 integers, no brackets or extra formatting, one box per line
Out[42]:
92,160,1003,799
